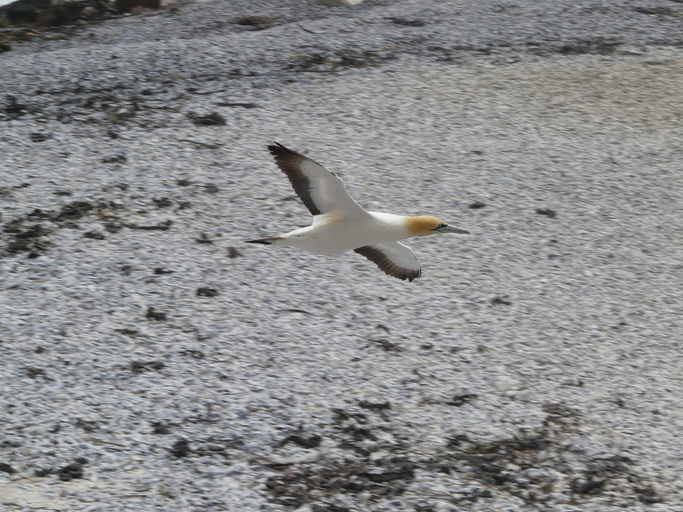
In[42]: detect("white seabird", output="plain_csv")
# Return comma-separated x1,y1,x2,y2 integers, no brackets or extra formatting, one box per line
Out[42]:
247,143,469,281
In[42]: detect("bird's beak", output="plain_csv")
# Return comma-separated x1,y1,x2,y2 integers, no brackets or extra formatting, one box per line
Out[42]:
443,226,470,234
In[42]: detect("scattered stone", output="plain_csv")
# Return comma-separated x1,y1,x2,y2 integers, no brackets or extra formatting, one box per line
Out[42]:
145,307,167,321
203,183,219,194
24,366,47,378
535,207,557,218
30,132,50,142
0,462,16,474
387,17,426,27
151,421,171,435
281,433,322,449
55,201,94,221
214,101,260,108
57,459,86,482
196,287,219,297
153,197,173,208
358,400,391,411
115,0,160,13
124,220,173,231
490,296,512,306
227,247,242,258
169,438,191,458
446,394,478,406
233,15,278,30
4,95,26,117
101,154,127,164
468,201,487,209
195,232,213,244
83,230,105,240
187,111,226,126
633,6,676,15
130,360,165,373
176,178,192,186
153,267,174,275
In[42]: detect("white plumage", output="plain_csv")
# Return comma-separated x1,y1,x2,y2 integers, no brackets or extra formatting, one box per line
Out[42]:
247,143,468,281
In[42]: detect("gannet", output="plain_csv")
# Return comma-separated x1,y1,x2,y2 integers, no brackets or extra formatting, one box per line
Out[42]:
247,143,469,281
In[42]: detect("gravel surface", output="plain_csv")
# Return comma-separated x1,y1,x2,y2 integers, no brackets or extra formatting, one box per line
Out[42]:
1,1,682,511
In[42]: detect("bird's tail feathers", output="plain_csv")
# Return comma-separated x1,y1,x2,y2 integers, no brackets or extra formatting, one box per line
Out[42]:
246,236,285,245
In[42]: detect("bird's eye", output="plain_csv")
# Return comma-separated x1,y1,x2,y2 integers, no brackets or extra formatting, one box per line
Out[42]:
436,223,447,230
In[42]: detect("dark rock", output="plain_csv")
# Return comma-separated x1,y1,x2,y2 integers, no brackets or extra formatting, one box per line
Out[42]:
130,360,165,373
282,434,322,449
187,112,226,126
55,201,94,221
30,132,50,142
153,267,174,275
387,17,426,27
490,296,512,306
196,287,219,297
227,247,242,258
195,233,213,244
170,438,191,458
468,201,487,209
634,6,676,15
115,0,160,13
358,400,391,411
101,154,127,164
83,230,105,240
535,208,557,218
151,421,171,434
145,307,167,321
153,197,172,208
0,462,16,474
446,394,478,406
57,460,85,481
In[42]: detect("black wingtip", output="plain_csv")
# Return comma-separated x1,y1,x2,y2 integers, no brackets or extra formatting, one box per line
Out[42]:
246,237,283,245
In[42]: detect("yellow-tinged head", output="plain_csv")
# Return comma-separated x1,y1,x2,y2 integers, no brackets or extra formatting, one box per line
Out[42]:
406,215,470,236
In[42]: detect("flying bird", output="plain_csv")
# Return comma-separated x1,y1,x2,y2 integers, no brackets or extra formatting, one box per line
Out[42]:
247,142,469,281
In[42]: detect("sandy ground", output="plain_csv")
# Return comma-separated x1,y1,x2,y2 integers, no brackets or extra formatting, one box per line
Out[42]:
1,1,682,511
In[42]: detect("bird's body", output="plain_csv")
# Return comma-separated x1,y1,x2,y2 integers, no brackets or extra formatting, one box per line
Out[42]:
247,143,469,281
266,212,412,256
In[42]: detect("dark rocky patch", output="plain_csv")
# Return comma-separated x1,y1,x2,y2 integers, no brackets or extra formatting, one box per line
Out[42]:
57,459,86,481
3,95,27,118
83,230,105,240
227,247,242,258
152,197,173,208
468,201,487,209
153,267,174,275
169,438,191,458
203,183,219,194
387,17,426,27
633,6,676,16
145,307,167,321
288,49,396,73
187,111,226,126
214,101,260,109
24,366,47,378
490,296,512,306
535,208,557,218
369,338,403,352
233,15,278,30
281,432,323,449
101,153,127,164
130,360,165,373
114,328,140,337
30,132,50,142
0,462,16,474
195,232,213,244
446,393,478,406
196,287,219,297
555,38,621,56
151,421,171,434
124,220,173,231
357,400,391,411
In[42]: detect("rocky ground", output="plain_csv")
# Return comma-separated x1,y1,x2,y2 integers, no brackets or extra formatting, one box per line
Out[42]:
1,0,682,511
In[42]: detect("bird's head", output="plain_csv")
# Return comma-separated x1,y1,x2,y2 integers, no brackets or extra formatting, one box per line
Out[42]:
406,215,470,236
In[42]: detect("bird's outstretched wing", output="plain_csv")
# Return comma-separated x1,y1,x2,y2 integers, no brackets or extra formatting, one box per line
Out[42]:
354,242,422,282
268,142,366,217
